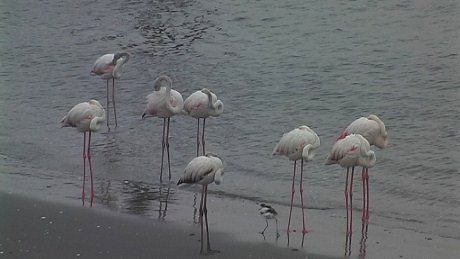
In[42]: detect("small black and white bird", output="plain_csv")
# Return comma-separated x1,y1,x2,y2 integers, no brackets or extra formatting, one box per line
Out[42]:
258,203,280,237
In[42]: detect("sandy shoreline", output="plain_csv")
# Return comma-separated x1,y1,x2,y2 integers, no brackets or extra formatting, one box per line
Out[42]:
1,187,458,259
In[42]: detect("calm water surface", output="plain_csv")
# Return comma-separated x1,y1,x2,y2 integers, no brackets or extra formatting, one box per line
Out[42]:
0,0,459,241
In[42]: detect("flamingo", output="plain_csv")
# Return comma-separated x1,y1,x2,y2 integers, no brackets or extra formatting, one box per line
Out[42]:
60,100,106,207
177,153,224,255
90,52,130,128
325,134,376,235
142,75,184,182
184,88,223,156
272,125,320,238
338,114,388,221
259,204,280,237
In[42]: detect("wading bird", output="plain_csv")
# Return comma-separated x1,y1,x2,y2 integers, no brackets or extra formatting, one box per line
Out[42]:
60,100,106,207
337,114,387,221
91,52,130,128
184,88,223,156
177,153,224,255
259,203,280,237
325,134,376,235
142,75,183,181
272,125,320,237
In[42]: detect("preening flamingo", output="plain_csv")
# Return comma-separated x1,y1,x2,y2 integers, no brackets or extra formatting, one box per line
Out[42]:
60,100,106,207
91,52,130,128
184,88,223,156
272,125,320,238
142,75,184,182
177,153,224,255
325,134,376,234
338,114,388,221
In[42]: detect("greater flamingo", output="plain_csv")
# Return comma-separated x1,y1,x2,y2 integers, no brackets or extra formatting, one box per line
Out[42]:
259,203,280,237
90,52,130,128
184,88,223,156
338,114,388,221
325,134,376,235
60,100,106,207
272,125,320,238
142,75,184,182
177,153,224,255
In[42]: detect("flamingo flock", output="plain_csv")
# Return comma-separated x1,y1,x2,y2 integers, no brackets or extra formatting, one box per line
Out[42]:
60,52,388,254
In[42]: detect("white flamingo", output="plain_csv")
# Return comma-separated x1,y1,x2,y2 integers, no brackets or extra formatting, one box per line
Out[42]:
337,114,388,221
177,153,224,255
326,134,376,234
142,75,184,181
90,52,130,128
272,125,320,238
60,100,106,207
184,88,223,156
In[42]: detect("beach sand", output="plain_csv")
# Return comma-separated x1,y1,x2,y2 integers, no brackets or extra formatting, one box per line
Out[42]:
1,188,458,259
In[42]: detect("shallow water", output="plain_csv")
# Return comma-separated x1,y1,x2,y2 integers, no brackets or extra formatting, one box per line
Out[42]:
0,0,459,242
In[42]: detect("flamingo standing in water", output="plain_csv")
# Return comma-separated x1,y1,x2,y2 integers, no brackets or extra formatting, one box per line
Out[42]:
184,88,223,156
338,114,388,221
142,75,184,182
325,134,376,235
272,125,320,238
91,52,130,128
60,100,106,207
177,153,224,255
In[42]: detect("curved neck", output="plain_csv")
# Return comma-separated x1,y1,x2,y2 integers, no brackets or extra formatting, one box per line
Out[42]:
204,91,223,115
89,116,105,131
112,53,129,78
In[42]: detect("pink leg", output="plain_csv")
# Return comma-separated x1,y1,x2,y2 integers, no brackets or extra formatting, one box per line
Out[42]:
361,167,366,221
82,133,87,206
365,168,370,220
112,78,118,128
203,185,218,253
299,159,308,235
199,185,205,254
349,167,355,234
87,131,94,207
345,167,349,234
106,79,110,129
166,118,171,180
202,118,206,156
159,118,166,182
287,160,297,239
196,119,200,157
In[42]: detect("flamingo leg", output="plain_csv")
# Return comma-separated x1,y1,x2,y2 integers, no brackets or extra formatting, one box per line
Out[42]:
202,118,206,155
203,185,218,254
159,118,166,182
199,185,205,254
365,168,370,220
345,167,349,234
166,117,171,180
362,167,366,221
112,78,118,128
82,132,87,206
106,79,110,129
299,159,308,235
349,167,355,234
196,119,200,157
87,131,94,207
287,160,297,241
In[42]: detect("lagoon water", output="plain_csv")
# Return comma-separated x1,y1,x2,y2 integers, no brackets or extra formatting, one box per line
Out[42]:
0,0,459,242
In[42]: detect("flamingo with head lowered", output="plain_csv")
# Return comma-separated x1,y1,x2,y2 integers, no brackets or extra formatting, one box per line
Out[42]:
184,88,223,156
61,99,106,207
91,52,130,129
142,75,184,182
272,125,320,241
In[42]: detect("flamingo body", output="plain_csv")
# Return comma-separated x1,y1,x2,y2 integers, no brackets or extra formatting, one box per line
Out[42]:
91,53,130,79
273,125,320,161
342,114,388,149
184,88,223,118
326,134,376,168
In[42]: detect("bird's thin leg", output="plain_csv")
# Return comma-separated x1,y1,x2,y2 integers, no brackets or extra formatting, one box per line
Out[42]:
106,79,110,129
82,132,87,206
159,118,166,182
112,78,118,128
201,118,206,156
362,167,366,222
275,218,280,238
87,131,94,207
199,185,205,254
260,219,269,235
166,117,171,180
349,166,355,235
365,168,370,220
345,167,350,235
204,185,218,253
196,119,200,157
287,160,297,240
299,159,308,235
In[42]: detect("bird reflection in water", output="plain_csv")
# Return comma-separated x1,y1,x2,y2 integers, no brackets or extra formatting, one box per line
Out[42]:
158,182,171,221
344,211,370,257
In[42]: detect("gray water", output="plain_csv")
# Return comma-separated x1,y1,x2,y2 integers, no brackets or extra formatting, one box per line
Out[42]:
0,0,459,240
